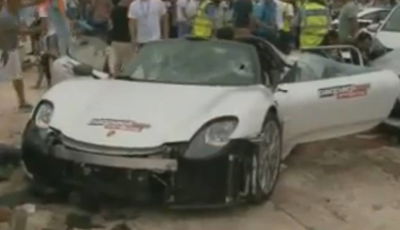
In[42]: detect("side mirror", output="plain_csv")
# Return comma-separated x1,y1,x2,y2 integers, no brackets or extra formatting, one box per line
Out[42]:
73,64,93,76
367,23,380,33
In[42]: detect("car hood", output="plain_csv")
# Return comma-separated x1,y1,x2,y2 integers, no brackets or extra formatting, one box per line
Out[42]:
376,31,400,49
42,79,272,150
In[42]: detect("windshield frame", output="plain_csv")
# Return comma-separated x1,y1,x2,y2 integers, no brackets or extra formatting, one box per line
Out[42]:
118,39,263,87
68,35,110,71
381,5,400,32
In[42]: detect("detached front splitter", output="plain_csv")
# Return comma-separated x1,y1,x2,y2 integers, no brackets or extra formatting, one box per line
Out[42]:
52,145,178,172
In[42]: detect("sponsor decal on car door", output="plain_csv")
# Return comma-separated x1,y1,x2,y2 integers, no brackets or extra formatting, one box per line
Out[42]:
275,71,399,145
318,83,371,99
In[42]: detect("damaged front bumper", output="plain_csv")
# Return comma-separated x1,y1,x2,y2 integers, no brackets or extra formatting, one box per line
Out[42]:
53,144,178,172
22,121,255,208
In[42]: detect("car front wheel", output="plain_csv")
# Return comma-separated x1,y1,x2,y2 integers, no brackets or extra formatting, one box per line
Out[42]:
250,113,282,204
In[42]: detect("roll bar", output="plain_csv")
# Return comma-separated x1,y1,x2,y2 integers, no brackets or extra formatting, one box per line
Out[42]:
301,45,365,67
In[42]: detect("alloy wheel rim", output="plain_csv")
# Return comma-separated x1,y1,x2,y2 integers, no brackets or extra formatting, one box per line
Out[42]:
258,121,281,194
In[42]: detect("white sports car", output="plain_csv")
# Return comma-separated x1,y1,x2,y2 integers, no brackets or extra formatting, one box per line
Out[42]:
331,7,390,30
22,37,400,208
374,4,400,49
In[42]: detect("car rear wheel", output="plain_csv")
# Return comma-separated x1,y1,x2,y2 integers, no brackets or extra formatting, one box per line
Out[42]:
250,113,282,204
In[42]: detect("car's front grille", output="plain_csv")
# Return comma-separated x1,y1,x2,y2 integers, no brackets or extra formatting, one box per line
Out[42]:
60,134,169,157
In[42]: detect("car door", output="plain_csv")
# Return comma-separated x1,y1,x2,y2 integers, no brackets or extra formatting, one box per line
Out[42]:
273,59,399,153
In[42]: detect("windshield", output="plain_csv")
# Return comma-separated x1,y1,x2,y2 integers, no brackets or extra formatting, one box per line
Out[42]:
382,6,400,32
120,40,260,86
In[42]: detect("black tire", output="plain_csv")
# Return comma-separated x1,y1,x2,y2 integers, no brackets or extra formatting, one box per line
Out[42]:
250,112,282,204
390,99,400,118
22,161,70,199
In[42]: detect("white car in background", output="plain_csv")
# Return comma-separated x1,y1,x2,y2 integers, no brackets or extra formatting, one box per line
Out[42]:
374,4,400,49
22,37,400,208
332,7,390,30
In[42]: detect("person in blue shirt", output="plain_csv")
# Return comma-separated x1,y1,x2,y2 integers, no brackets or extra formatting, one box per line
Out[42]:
252,0,278,44
232,0,254,37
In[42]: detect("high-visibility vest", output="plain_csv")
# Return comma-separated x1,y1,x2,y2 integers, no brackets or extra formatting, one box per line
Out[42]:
192,0,213,39
300,2,329,48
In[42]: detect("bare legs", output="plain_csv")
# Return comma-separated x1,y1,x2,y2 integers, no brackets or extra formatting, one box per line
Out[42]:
12,78,32,111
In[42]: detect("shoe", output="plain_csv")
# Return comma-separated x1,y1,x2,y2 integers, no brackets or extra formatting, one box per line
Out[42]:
19,104,33,113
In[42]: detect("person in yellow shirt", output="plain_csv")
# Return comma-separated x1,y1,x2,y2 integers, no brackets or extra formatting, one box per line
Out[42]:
299,0,330,49
191,0,221,39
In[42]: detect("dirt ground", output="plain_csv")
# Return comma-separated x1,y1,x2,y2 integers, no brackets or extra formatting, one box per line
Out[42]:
1,70,400,229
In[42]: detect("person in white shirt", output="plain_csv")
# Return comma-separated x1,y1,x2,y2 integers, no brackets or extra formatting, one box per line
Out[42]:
37,0,61,88
176,0,197,37
176,0,188,37
38,1,57,49
216,0,233,29
128,0,168,49
275,0,284,31
275,0,293,54
185,0,198,22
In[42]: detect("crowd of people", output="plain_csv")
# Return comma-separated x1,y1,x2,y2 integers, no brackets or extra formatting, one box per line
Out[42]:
0,0,399,112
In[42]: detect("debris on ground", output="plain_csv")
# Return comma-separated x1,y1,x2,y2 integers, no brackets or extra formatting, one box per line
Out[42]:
66,213,103,229
18,204,35,215
0,164,18,182
10,208,28,230
0,190,37,208
0,144,21,181
28,210,58,230
355,134,381,140
66,213,92,229
0,223,8,230
110,222,131,230
0,207,12,223
280,163,288,172
100,207,140,222
0,144,20,163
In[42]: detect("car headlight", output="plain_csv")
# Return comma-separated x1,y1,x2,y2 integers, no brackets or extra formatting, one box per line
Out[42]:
184,118,238,160
204,119,238,147
34,101,54,129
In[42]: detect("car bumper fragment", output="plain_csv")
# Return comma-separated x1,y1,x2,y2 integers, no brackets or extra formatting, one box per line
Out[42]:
22,121,256,207
52,145,178,172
